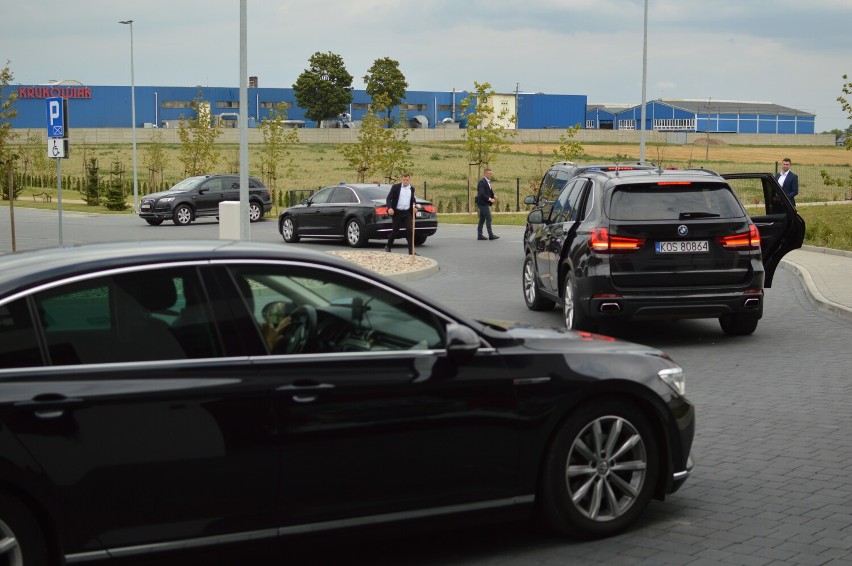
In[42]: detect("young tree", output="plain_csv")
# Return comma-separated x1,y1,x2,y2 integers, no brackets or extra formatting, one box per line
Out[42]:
20,130,50,182
177,92,223,176
0,61,19,200
363,57,408,126
552,123,584,162
460,81,517,211
339,94,413,184
143,128,169,193
839,74,852,151
259,104,299,213
292,52,353,127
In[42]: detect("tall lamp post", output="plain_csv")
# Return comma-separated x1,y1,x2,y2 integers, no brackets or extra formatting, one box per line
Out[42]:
119,19,139,213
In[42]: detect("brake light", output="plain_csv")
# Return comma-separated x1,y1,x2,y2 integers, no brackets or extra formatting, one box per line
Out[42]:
716,224,760,250
420,204,436,213
657,181,692,186
375,206,389,216
590,228,645,253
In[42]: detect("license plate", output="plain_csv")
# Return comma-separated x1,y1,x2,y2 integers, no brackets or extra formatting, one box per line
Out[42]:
140,204,151,211
416,211,426,218
656,240,709,253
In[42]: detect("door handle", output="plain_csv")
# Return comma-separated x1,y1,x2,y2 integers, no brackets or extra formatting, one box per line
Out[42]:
276,383,334,404
15,394,84,419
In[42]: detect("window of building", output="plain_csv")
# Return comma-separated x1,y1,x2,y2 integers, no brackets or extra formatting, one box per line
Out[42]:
653,118,696,131
585,120,595,129
216,101,239,109
618,120,636,130
402,104,428,111
260,101,292,109
437,104,454,111
161,101,192,109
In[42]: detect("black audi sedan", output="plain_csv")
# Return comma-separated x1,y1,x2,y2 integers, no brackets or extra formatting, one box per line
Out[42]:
0,241,693,564
278,183,438,247
522,168,804,335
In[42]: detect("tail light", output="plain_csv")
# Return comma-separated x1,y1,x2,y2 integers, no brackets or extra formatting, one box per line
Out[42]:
375,206,389,216
716,224,760,250
590,228,645,253
420,204,436,213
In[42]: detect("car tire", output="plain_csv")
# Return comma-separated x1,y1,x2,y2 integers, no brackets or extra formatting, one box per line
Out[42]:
523,254,555,311
719,313,759,336
173,204,193,226
249,201,263,223
281,216,300,243
144,218,163,226
345,218,367,247
538,400,659,539
414,233,429,246
0,490,50,566
563,271,597,332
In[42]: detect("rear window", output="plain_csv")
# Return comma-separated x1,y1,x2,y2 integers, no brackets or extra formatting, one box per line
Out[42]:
608,182,745,221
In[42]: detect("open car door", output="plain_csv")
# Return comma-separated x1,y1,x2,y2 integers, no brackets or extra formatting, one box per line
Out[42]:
723,173,805,286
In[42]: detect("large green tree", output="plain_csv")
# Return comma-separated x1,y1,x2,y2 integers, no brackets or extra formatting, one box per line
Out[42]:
1,61,19,200
363,57,408,126
460,81,517,212
176,92,223,176
293,52,353,127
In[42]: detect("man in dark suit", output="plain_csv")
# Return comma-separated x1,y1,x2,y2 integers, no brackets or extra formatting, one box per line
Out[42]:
776,157,799,206
475,168,499,240
384,172,418,254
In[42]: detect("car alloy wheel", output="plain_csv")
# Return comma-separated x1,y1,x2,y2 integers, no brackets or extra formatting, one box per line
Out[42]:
249,202,262,222
281,217,300,243
0,491,49,566
346,219,366,247
173,204,193,226
523,255,555,311
539,401,659,539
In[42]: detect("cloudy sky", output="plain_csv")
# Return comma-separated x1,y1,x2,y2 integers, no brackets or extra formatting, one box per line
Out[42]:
4,0,850,131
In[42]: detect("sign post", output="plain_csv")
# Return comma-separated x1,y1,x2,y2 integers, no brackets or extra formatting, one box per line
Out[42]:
46,97,69,245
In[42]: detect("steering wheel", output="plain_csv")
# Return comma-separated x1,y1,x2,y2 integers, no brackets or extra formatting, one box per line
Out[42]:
276,304,318,354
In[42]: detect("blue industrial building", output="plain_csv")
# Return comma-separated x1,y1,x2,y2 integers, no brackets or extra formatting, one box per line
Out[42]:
8,82,813,134
586,99,815,134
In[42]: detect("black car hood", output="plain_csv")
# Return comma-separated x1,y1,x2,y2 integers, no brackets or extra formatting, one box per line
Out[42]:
479,318,665,356
144,189,188,200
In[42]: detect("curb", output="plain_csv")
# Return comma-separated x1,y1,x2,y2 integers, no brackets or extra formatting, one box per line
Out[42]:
779,246,852,323
387,259,440,282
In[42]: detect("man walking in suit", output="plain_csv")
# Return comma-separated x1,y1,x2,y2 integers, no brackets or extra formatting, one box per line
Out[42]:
776,157,799,206
475,168,499,240
385,172,418,254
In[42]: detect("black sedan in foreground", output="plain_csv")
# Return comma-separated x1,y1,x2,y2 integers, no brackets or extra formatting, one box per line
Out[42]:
0,241,693,564
278,183,438,247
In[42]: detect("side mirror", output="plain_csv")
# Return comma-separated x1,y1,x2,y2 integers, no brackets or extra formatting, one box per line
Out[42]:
446,322,480,365
523,195,537,206
197,188,208,195
527,209,544,224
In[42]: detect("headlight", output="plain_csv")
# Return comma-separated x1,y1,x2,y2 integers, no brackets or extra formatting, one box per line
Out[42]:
159,197,175,202
658,367,685,396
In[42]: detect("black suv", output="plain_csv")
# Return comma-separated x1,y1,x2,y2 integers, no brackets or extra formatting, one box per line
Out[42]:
139,175,272,226
522,162,658,246
522,167,805,335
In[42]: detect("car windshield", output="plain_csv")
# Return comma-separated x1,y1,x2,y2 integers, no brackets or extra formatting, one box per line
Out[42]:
608,183,744,221
167,177,206,192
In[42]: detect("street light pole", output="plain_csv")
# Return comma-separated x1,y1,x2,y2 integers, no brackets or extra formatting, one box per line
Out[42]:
119,19,139,213
639,0,648,163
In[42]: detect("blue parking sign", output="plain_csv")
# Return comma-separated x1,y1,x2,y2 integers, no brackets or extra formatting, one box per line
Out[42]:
46,97,66,138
